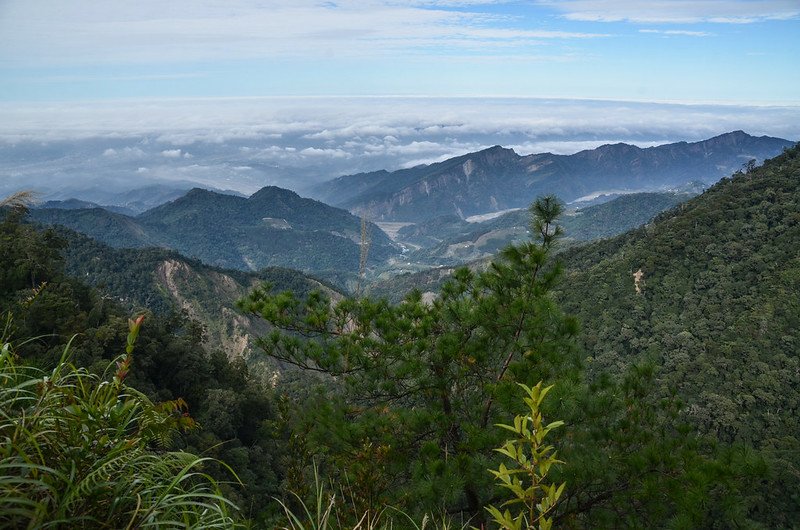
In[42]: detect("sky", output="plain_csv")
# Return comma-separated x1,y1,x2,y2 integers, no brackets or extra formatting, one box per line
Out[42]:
1,0,798,103
0,1,798,198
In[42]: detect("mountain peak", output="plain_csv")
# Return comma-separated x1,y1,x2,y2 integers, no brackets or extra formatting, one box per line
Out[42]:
184,187,217,198
480,145,516,155
722,130,749,138
248,185,301,202
701,130,753,146
596,142,640,152
468,145,519,164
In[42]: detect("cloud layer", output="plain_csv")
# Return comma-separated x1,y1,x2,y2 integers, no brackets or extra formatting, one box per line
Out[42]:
1,97,797,200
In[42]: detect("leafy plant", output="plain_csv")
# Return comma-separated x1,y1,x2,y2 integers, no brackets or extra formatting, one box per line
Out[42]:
1,204,293,523
0,315,242,528
486,382,565,530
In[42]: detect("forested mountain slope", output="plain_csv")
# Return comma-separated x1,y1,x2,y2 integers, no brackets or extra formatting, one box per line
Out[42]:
374,147,800,458
557,145,800,523
51,228,338,359
38,198,137,216
313,131,792,222
30,207,159,247
358,146,799,524
31,185,397,275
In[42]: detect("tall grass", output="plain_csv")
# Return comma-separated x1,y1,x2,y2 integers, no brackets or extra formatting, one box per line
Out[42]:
0,328,242,528
275,463,469,530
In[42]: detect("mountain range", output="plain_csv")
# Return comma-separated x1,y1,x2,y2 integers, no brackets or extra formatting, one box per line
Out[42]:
311,131,793,222
29,131,796,288
6,129,799,526
32,186,397,276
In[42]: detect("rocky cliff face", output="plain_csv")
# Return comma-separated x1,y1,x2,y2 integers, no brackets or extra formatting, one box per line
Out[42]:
156,258,265,359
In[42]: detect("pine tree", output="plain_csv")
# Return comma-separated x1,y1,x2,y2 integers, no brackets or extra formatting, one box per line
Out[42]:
240,196,578,522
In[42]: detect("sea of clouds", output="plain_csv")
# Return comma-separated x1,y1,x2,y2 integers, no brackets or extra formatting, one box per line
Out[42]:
1,97,798,203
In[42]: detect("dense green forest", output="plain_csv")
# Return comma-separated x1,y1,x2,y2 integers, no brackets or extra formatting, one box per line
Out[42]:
338,146,800,526
54,227,337,358
2,145,798,527
556,145,800,525
239,195,775,527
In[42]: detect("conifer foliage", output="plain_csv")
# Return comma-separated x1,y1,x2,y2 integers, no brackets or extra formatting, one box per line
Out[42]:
240,196,578,521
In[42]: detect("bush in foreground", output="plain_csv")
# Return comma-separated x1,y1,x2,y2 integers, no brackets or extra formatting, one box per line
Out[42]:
0,315,241,529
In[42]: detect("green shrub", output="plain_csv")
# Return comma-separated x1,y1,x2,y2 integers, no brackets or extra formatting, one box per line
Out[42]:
0,316,242,528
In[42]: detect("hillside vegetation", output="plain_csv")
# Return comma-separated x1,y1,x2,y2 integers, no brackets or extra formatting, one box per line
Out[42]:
52,228,338,359
238,194,777,527
0,323,241,528
357,145,800,525
0,208,290,525
556,145,800,524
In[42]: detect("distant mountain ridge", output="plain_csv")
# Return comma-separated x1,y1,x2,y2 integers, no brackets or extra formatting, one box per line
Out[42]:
31,185,397,276
37,199,137,216
311,131,794,222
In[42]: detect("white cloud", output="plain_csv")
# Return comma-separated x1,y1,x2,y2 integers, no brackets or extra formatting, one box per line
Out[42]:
540,0,799,24
639,29,713,37
102,146,146,159
507,139,666,155
299,147,352,159
156,129,281,146
2,97,799,143
0,0,609,66
161,149,183,158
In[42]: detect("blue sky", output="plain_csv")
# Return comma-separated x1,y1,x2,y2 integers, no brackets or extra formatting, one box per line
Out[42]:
1,0,798,103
